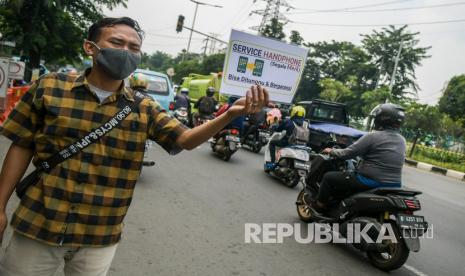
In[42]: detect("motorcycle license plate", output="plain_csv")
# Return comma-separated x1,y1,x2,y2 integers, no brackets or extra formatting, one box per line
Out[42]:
396,214,427,230
226,135,240,142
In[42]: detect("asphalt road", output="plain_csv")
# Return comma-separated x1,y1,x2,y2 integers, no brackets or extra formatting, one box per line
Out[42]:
1,137,464,276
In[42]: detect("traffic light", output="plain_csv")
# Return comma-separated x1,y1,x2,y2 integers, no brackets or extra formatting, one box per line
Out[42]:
176,15,185,33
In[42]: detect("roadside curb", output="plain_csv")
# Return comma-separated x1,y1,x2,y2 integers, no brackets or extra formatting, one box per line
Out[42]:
405,159,465,182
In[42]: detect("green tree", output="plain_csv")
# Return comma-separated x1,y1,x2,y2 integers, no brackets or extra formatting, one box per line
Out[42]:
260,18,285,41
403,103,442,156
361,25,430,99
360,86,392,115
146,51,173,72
289,30,304,45
0,0,127,80
318,78,353,102
172,59,202,84
173,50,201,64
438,74,465,125
296,41,376,117
200,53,225,75
440,115,464,139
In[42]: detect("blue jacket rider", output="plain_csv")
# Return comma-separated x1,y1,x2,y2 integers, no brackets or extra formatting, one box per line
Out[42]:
266,105,307,169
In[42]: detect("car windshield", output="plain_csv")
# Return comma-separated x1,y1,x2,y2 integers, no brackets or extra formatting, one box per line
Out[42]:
147,75,169,95
309,105,346,124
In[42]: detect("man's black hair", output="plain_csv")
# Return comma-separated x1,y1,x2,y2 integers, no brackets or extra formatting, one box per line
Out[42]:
87,17,145,42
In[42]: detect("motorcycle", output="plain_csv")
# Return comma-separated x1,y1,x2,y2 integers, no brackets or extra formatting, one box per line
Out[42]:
242,123,270,153
295,153,428,271
142,140,156,167
194,113,214,127
173,107,190,126
210,128,241,161
264,131,311,188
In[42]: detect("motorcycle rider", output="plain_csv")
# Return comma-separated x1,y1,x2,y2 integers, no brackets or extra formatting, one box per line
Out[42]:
242,106,267,141
194,86,218,125
266,105,282,127
129,72,150,95
215,96,244,133
308,103,407,215
265,105,310,170
174,87,192,125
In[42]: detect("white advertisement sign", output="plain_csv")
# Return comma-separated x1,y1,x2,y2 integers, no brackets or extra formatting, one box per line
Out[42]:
0,58,9,98
220,30,308,103
8,60,25,80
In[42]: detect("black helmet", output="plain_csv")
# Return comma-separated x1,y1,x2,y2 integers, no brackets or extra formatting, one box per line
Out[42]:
228,95,240,105
370,103,405,130
206,86,215,97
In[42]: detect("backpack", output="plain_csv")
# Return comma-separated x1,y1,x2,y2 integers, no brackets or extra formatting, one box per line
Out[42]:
198,96,215,114
288,121,310,144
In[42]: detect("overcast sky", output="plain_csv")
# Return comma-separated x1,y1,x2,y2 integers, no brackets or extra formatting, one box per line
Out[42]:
105,0,465,105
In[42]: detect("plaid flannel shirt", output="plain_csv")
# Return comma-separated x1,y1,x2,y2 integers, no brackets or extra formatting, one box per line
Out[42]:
0,71,188,247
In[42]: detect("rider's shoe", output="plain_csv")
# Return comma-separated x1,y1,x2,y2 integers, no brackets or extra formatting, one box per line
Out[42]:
306,199,326,217
264,162,277,171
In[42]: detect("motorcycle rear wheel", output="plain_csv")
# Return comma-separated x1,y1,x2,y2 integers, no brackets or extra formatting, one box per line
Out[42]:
366,222,410,271
285,171,300,188
222,149,232,161
222,154,231,161
252,144,262,153
296,189,314,222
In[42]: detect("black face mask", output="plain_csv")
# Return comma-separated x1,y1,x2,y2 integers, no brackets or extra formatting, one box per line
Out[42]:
89,41,141,80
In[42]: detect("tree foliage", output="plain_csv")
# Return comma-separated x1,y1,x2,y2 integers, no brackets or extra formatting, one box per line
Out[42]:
438,74,465,125
295,26,430,119
361,25,430,99
403,103,442,135
200,53,226,76
360,86,392,116
289,30,304,45
0,0,128,79
260,18,285,41
404,103,439,154
296,40,376,117
318,78,353,102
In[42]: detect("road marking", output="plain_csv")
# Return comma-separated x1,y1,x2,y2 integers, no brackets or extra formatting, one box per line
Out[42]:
404,264,429,276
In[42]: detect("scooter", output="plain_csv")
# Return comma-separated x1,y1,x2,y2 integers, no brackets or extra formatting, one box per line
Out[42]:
295,153,428,271
242,122,270,153
173,107,189,126
194,113,214,127
142,140,156,167
264,131,311,188
210,128,241,161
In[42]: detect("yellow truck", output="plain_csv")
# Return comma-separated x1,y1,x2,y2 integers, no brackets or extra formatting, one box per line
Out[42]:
180,73,228,107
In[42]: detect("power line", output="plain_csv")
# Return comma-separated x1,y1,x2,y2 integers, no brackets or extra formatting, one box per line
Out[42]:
145,25,175,32
143,41,203,47
145,32,203,40
286,1,465,14
292,18,465,27
292,0,414,12
250,0,294,33
218,0,255,35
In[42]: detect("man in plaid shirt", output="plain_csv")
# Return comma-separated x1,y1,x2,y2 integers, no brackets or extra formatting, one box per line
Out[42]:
0,17,269,275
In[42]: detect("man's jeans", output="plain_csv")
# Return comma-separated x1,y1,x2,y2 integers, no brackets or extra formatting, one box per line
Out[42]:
269,139,289,163
0,232,118,276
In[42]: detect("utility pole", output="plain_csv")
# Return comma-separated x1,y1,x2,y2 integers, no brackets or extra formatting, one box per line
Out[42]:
208,33,219,54
202,37,209,57
387,39,404,103
184,0,222,62
250,0,293,34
